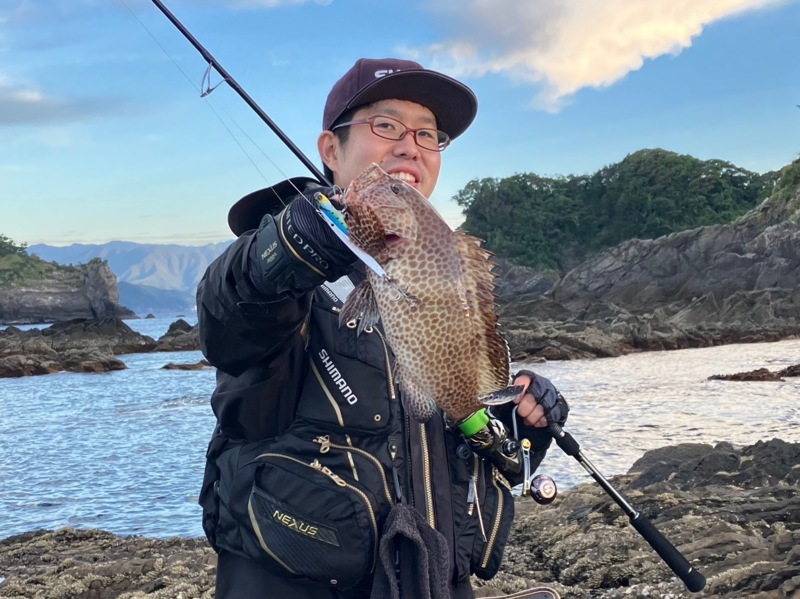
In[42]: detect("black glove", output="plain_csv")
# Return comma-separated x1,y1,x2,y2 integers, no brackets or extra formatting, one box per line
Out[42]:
250,187,356,295
514,370,569,426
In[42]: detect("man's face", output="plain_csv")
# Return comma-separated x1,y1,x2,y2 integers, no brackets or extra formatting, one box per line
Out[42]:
318,99,442,199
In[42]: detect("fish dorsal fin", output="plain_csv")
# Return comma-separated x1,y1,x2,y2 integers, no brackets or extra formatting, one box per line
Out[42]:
454,230,511,393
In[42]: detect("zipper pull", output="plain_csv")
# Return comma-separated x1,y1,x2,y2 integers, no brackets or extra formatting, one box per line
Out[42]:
313,435,331,454
467,473,476,516
387,436,404,503
311,459,347,487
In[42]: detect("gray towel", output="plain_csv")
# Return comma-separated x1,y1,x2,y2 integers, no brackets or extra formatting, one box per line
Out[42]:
370,504,451,599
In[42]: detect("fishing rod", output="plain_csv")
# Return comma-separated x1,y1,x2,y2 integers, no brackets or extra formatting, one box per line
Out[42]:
549,423,706,593
149,0,329,186
147,0,394,278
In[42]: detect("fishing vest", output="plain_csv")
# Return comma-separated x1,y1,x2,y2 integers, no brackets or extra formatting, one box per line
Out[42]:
199,273,516,590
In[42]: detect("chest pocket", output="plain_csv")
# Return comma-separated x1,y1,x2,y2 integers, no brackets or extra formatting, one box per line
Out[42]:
296,298,395,432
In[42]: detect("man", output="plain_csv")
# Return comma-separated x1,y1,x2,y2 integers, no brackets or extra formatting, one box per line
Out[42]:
197,57,568,599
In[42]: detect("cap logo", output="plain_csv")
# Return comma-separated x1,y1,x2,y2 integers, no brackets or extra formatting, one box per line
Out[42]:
374,68,402,79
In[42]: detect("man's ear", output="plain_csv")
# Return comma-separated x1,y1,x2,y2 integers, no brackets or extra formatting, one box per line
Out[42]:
318,131,339,174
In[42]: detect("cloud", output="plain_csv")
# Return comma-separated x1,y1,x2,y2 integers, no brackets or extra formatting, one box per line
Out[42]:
409,0,786,111
0,75,134,127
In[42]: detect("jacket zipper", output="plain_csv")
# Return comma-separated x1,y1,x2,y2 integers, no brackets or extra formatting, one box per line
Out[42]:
480,467,508,569
372,327,396,400
252,452,379,570
310,458,379,570
313,435,393,504
419,422,435,528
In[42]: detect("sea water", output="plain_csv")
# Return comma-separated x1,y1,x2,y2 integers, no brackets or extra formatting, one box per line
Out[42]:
1,317,798,540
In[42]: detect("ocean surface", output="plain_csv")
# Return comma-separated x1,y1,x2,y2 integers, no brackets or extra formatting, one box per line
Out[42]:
1,316,798,541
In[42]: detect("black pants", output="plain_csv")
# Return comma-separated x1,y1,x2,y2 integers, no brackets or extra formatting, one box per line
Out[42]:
215,551,476,599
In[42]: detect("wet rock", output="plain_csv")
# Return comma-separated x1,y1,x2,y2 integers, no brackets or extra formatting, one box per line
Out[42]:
0,318,153,378
155,319,200,352
708,367,785,381
0,529,215,599
707,363,800,382
161,360,211,371
779,363,800,377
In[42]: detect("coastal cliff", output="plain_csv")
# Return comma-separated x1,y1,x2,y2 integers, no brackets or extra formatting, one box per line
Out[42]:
0,253,136,325
497,159,800,360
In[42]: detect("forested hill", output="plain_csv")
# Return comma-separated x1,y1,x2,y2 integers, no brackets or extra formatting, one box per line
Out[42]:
455,148,781,272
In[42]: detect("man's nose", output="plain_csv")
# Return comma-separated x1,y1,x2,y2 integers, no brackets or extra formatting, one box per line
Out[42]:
394,130,421,157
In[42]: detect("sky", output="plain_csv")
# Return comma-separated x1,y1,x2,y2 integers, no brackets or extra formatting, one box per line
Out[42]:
2,0,799,246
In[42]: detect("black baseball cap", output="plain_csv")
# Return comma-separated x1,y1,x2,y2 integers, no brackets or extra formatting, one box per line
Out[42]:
323,57,477,140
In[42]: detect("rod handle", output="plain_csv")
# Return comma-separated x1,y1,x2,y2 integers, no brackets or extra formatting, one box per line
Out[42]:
630,512,706,592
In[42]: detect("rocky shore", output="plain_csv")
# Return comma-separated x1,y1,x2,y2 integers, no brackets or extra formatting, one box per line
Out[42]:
1,439,797,599
0,317,200,378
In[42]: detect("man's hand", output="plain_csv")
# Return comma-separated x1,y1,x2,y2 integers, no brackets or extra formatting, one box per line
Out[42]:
512,371,569,428
277,188,355,281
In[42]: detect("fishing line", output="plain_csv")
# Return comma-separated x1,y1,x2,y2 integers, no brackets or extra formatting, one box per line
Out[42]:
124,0,389,278
117,0,294,203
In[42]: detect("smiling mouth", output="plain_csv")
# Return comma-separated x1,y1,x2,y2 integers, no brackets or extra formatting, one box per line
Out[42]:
390,172,418,185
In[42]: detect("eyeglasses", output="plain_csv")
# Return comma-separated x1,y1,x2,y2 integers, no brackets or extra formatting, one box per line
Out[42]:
331,115,450,151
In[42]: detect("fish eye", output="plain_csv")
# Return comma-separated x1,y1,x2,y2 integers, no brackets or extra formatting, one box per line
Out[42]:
390,184,401,194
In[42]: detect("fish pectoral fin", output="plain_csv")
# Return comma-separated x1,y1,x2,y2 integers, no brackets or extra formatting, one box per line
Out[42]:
480,384,526,406
396,368,437,423
339,280,380,334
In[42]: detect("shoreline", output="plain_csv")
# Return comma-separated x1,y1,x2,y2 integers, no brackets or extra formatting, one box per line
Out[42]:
2,439,798,599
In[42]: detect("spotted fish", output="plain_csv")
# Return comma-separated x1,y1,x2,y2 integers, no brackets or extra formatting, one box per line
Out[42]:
339,163,522,423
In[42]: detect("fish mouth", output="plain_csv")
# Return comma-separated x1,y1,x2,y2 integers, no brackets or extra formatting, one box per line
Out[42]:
385,233,406,248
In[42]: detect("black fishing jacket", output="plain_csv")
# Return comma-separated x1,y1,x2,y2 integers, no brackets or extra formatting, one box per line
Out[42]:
196,220,551,593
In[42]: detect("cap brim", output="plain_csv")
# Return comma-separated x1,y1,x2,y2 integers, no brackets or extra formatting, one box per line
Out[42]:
228,177,317,236
344,70,477,140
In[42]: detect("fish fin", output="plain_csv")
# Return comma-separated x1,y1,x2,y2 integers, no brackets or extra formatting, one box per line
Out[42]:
339,280,380,334
395,364,437,422
453,231,512,393
480,384,527,406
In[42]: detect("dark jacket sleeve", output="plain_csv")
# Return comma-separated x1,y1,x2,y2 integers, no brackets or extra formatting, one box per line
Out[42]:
197,230,316,440
197,231,312,378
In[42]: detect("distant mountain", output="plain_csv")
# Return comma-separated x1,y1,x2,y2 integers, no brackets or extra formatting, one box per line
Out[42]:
117,282,197,316
28,241,232,316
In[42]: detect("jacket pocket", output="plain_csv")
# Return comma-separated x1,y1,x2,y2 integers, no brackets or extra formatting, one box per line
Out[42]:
471,463,515,580
246,452,378,588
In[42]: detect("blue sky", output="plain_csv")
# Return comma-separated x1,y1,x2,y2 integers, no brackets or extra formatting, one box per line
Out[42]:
2,0,799,246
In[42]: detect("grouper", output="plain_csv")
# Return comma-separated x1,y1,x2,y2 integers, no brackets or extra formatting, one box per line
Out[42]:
339,163,523,424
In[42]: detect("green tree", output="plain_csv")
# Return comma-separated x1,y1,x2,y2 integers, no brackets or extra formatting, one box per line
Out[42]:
456,149,775,271
0,235,28,257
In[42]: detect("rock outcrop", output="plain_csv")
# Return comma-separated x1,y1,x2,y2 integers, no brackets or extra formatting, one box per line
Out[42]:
0,318,156,378
497,162,800,360
0,259,136,325
1,439,796,598
0,317,203,377
154,319,200,352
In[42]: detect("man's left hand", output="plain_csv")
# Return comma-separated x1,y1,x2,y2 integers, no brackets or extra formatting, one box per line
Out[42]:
512,371,569,428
